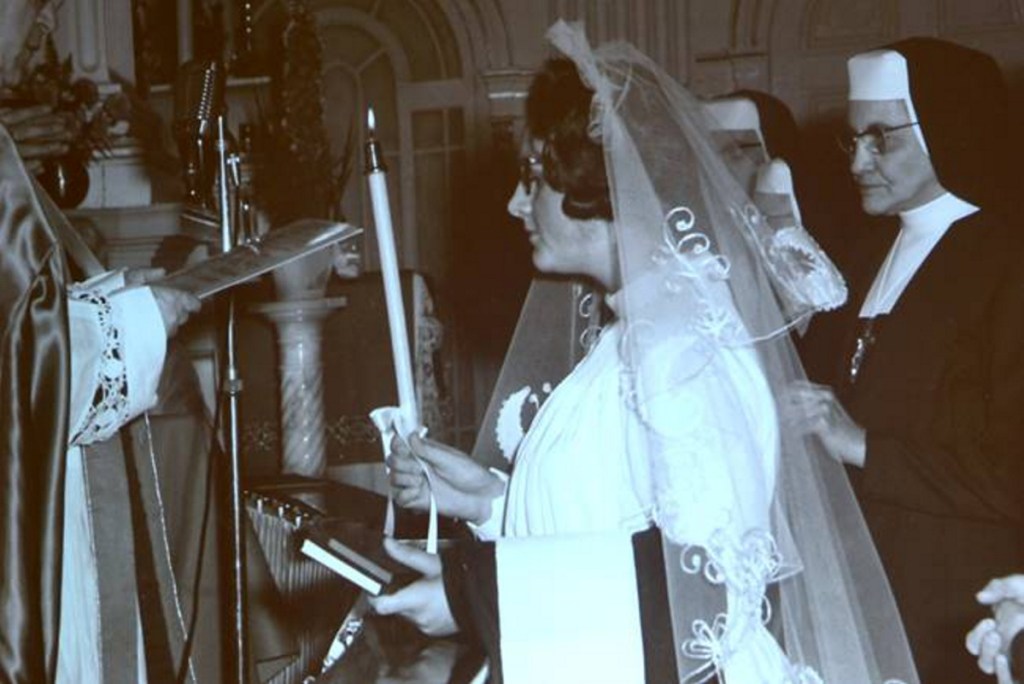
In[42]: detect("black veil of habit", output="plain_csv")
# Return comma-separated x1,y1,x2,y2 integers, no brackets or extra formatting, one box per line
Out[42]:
889,37,1014,215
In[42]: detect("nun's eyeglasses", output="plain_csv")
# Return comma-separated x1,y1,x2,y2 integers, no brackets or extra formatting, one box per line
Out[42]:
519,155,542,194
837,121,920,157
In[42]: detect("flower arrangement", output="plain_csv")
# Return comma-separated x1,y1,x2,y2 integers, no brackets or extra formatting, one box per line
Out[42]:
8,36,130,163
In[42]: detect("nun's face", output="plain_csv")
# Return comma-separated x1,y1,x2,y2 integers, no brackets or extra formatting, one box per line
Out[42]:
507,137,618,289
847,99,944,216
704,98,767,197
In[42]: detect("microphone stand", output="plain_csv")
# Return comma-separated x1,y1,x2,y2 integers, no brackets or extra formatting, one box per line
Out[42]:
216,114,249,684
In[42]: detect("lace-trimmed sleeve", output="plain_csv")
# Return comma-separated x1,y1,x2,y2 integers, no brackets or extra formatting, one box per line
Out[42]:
68,286,130,445
68,283,166,446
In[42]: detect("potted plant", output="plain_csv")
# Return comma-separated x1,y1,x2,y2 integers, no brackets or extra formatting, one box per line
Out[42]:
7,36,129,207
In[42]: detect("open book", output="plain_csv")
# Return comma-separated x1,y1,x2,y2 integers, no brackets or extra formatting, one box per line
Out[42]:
156,219,362,299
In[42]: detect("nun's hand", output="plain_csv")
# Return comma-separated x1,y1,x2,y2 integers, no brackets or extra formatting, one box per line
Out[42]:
967,576,1024,680
978,575,1024,606
782,380,866,467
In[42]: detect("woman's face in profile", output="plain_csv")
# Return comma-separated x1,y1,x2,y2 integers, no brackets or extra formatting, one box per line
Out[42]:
507,137,617,288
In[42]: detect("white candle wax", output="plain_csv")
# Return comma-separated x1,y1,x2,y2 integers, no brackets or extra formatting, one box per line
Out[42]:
367,168,419,433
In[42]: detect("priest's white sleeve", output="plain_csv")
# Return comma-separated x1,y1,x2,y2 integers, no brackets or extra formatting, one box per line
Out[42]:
68,276,166,446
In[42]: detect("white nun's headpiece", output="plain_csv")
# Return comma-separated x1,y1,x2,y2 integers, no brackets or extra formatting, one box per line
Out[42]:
704,97,761,133
704,96,767,151
847,49,929,154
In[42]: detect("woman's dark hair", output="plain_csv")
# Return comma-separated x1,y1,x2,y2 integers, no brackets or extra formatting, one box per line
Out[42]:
525,58,613,220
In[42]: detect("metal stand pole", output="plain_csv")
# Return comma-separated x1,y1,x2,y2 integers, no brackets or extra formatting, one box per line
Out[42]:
217,115,249,684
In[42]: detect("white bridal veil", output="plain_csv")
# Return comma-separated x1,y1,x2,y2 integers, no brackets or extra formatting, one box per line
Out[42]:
486,21,919,683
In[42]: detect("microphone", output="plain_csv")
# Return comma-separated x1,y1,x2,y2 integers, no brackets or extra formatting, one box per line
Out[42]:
174,59,225,210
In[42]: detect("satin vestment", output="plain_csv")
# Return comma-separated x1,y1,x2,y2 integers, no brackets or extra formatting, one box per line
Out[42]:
0,121,71,684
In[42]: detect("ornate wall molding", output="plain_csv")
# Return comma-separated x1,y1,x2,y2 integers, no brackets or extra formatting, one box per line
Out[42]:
731,0,777,53
938,0,1024,35
444,0,514,70
802,0,899,50
765,0,1024,123
687,0,780,98
767,0,901,122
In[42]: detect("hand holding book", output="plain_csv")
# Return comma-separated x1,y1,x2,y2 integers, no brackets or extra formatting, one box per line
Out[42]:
367,538,458,638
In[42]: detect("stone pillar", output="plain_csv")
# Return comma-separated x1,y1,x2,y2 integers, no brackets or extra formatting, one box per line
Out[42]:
54,0,111,84
105,0,135,84
253,297,346,477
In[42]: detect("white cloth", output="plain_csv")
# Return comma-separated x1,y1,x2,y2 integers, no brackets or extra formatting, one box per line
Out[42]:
704,97,762,134
505,317,778,546
57,270,166,684
495,532,646,684
859,192,978,317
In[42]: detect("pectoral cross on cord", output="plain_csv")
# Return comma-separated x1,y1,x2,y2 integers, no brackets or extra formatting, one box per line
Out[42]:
848,317,876,385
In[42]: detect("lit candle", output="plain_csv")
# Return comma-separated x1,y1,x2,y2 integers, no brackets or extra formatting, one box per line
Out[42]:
365,106,419,433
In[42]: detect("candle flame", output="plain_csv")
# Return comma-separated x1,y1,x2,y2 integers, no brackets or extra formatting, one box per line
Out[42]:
367,106,376,134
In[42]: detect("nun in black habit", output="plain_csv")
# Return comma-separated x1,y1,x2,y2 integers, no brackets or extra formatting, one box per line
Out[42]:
794,37,1024,684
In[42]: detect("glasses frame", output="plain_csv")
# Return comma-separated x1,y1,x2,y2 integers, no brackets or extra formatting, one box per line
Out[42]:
837,121,921,158
519,155,542,194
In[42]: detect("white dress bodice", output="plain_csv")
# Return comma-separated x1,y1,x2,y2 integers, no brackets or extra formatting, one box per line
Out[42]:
503,318,778,547
504,322,652,538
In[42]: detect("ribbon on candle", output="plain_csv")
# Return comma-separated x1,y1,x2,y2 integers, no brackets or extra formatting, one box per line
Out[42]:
370,407,438,555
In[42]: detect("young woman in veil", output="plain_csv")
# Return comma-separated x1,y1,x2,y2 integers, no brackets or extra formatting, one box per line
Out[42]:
370,21,918,683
